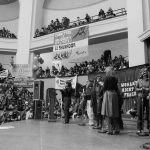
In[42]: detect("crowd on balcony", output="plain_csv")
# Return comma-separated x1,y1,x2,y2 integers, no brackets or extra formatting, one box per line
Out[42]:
0,27,17,39
36,53,129,78
34,7,119,38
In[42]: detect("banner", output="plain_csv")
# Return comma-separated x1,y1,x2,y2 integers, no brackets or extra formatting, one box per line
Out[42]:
0,70,9,78
88,64,149,98
53,26,89,60
55,76,77,89
13,77,34,88
11,64,32,77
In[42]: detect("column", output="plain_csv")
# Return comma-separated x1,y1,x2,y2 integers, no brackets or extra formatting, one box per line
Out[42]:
127,0,145,67
16,0,45,65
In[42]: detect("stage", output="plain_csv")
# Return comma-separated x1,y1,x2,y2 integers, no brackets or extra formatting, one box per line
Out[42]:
0,119,149,150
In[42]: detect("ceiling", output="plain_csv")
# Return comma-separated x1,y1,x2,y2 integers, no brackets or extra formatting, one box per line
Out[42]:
0,0,17,5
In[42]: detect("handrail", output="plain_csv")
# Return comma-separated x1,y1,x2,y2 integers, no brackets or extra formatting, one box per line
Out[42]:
34,8,127,38
70,8,127,27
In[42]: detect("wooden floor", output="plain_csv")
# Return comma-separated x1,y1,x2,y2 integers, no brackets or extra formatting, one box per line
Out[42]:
0,119,149,150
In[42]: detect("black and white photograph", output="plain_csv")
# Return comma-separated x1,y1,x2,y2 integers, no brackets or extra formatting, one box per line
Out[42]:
0,0,150,149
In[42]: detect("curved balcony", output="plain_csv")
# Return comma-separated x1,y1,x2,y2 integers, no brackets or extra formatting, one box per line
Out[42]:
0,8,127,53
0,38,17,53
31,14,127,52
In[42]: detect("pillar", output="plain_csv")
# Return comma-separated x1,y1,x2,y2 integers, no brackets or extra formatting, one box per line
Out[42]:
16,0,45,65
127,0,145,67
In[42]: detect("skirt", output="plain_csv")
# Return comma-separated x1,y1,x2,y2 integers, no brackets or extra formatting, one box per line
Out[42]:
101,90,119,118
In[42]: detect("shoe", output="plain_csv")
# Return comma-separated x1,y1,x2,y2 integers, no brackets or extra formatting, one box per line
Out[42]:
93,126,99,129
113,131,120,135
87,123,94,126
136,130,141,135
106,131,113,135
78,123,86,126
64,122,69,124
98,129,107,133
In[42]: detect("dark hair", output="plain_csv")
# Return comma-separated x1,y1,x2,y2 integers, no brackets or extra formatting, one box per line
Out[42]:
66,81,72,87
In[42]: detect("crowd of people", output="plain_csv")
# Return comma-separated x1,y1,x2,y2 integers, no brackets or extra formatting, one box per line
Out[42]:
0,27,17,39
0,77,34,124
59,66,150,136
36,54,129,78
59,67,123,135
1,59,149,136
34,7,119,38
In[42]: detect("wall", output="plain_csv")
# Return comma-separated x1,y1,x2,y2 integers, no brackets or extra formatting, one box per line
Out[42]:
127,0,145,67
0,54,16,70
0,1,19,34
36,75,88,100
43,0,126,27
40,38,128,70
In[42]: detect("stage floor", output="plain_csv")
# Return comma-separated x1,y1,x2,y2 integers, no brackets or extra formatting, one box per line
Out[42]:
0,119,149,150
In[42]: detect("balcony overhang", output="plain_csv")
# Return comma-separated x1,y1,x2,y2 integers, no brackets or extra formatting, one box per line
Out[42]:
0,38,17,53
139,27,150,42
30,15,127,52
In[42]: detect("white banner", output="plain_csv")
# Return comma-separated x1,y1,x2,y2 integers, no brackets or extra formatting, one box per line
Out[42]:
55,76,77,89
53,26,89,60
53,45,88,61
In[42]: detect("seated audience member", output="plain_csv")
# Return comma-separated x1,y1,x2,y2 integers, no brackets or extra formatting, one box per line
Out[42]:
76,17,83,26
106,7,116,17
34,29,41,37
85,13,92,23
98,9,106,20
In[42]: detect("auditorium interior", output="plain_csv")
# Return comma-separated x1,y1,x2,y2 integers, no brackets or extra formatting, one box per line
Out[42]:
1,0,150,150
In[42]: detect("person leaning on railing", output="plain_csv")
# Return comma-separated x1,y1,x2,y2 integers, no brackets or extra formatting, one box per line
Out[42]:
98,9,106,20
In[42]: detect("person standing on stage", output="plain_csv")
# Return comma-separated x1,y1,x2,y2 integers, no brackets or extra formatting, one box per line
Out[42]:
61,81,73,124
101,66,120,135
92,75,104,130
84,80,94,126
135,67,149,134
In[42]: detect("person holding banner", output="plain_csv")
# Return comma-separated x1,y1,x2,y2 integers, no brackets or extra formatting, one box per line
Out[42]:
61,81,73,124
135,68,149,135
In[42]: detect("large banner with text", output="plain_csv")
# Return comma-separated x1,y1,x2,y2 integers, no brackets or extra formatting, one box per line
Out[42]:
55,76,77,89
53,26,89,61
88,64,149,98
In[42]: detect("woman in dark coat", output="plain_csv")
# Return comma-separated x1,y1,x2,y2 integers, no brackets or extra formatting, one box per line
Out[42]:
101,67,120,135
61,81,73,124
92,75,104,129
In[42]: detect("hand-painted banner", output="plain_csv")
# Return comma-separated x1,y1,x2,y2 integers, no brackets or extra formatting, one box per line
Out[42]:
53,26,89,60
13,77,34,88
55,76,77,89
54,26,89,45
53,46,88,60
11,64,32,77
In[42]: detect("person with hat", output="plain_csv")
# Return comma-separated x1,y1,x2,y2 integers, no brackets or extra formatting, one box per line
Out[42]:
135,67,149,134
61,81,73,124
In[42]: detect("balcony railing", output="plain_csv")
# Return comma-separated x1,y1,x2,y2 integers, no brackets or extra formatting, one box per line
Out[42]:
34,8,127,38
